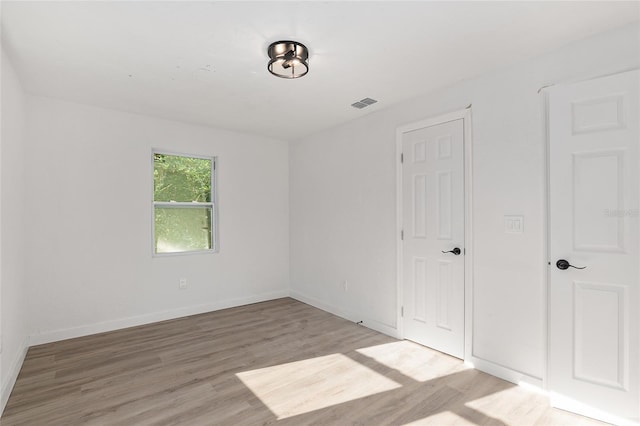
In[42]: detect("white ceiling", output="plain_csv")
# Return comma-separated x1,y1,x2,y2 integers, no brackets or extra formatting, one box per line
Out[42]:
2,1,638,141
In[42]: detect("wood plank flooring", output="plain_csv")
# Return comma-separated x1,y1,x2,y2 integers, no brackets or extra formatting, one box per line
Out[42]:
2,298,604,425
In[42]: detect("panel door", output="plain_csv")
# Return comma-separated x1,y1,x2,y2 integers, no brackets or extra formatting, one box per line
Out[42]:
402,118,465,359
548,70,639,423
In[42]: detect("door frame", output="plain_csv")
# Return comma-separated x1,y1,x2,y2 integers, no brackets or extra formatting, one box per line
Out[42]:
395,106,474,361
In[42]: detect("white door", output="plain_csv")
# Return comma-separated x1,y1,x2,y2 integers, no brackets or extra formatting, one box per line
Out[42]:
402,118,465,359
549,70,639,424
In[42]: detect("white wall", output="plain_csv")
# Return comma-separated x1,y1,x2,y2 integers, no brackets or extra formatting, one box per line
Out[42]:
290,24,640,382
24,96,290,344
2,20,638,413
0,49,29,412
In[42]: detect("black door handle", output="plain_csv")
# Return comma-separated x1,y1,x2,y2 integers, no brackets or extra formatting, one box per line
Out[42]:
556,259,586,270
442,247,461,256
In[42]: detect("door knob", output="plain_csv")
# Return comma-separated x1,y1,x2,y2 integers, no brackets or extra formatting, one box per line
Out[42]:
442,247,461,256
556,259,586,270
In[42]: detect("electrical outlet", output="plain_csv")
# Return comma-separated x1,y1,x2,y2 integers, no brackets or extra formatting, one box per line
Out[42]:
179,278,188,289
342,280,348,292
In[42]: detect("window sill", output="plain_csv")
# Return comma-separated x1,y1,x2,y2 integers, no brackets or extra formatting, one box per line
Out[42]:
152,248,218,258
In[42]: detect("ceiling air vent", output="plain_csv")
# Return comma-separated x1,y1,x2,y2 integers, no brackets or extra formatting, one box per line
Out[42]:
351,97,378,109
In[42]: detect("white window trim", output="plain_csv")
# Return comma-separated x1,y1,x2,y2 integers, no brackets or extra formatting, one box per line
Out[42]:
151,149,219,257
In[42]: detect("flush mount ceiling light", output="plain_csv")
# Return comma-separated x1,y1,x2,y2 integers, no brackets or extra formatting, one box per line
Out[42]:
267,40,309,79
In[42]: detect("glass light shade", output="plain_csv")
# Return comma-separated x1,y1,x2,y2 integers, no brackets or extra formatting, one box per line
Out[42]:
267,40,309,79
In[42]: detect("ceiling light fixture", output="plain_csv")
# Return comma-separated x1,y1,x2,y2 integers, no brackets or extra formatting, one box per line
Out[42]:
267,40,309,79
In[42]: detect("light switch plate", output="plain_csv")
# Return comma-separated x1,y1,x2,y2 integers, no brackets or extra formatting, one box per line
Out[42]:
504,215,524,234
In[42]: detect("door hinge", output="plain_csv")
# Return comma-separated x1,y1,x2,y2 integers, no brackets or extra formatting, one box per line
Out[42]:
400,153,404,163
401,306,404,317
401,229,404,240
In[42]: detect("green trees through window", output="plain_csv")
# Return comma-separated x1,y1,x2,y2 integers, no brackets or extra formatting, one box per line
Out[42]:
153,152,216,254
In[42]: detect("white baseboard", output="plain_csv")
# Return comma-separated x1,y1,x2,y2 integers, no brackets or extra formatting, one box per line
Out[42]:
550,392,639,426
289,290,399,338
466,354,543,388
29,290,289,346
1,335,29,415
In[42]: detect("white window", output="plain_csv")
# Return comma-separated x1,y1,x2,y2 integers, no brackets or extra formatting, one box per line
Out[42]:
153,151,217,255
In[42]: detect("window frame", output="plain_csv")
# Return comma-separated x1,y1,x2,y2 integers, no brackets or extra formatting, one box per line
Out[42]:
151,149,218,257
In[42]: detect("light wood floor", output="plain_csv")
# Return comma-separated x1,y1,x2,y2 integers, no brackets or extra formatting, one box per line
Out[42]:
2,298,604,425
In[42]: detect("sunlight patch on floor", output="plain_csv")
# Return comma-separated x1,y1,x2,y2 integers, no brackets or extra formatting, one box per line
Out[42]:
356,340,464,382
463,385,547,425
236,353,401,419
401,410,474,425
